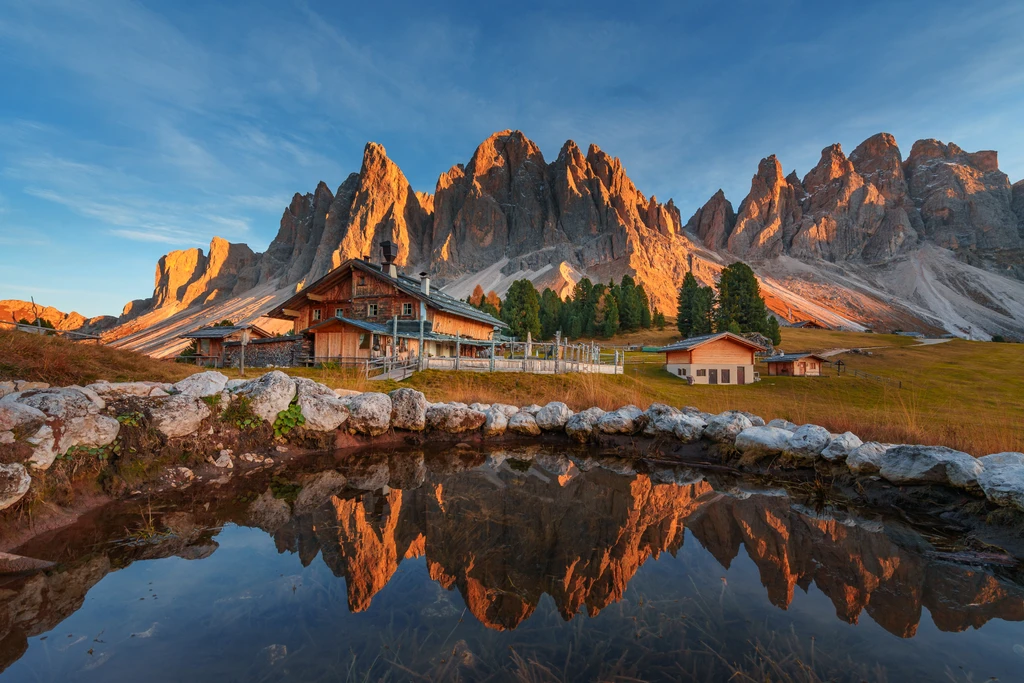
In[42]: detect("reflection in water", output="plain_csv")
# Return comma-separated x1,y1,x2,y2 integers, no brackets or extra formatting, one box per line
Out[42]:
3,445,1024,681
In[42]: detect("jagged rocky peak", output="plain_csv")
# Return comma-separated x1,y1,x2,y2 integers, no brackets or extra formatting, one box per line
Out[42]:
727,154,802,258
149,237,258,312
905,138,1021,252
802,143,855,190
685,189,736,251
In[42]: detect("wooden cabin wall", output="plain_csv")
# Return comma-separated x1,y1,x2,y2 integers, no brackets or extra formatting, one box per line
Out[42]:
429,311,495,339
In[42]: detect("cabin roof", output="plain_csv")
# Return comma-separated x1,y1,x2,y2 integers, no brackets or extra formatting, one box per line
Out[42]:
305,316,502,346
181,324,271,339
764,352,830,363
268,259,507,329
657,332,766,353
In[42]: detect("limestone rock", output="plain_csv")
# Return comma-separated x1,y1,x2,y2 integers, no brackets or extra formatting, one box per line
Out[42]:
147,395,212,439
735,426,794,458
977,461,1024,511
173,371,229,397
565,407,605,442
673,414,707,443
734,411,765,427
597,405,644,435
642,403,682,436
468,402,491,413
703,412,753,442
685,189,736,251
767,418,798,431
293,378,349,431
86,381,173,398
0,402,47,434
508,412,541,436
978,452,1024,468
0,463,31,511
389,388,429,431
879,445,983,489
346,393,393,436
786,424,832,463
482,408,508,437
333,388,362,397
25,425,56,469
847,442,891,475
426,403,487,433
535,402,573,431
821,432,864,462
234,371,297,423
519,404,543,416
491,403,519,418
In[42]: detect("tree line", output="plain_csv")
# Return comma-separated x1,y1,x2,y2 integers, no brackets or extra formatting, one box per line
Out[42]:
466,261,779,345
466,278,666,341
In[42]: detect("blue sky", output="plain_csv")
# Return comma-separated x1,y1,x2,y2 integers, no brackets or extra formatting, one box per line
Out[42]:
2,0,1023,317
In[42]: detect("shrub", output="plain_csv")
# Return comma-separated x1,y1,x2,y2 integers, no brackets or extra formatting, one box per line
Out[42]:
273,402,305,438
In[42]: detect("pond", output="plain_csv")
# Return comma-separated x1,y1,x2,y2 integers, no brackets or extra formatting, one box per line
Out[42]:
3,445,1024,681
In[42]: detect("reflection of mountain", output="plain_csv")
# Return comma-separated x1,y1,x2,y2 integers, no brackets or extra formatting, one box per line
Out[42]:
261,451,1024,636
3,450,1024,672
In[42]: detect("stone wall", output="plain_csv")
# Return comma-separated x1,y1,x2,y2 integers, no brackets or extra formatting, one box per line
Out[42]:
222,335,307,368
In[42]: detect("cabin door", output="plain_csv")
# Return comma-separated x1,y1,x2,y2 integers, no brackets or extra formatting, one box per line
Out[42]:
797,362,806,376
738,367,746,384
709,369,718,385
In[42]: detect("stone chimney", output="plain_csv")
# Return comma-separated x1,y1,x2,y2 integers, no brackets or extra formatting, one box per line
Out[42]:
419,271,430,296
380,240,399,278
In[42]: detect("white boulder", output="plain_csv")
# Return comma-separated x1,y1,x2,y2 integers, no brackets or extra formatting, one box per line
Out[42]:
519,404,543,416
820,432,863,462
847,442,891,475
767,418,798,431
703,412,753,443
491,403,519,418
294,378,350,431
673,414,707,443
482,408,508,437
508,411,541,436
426,403,487,433
346,393,393,436
535,402,573,431
735,426,794,458
597,405,645,435
565,407,605,442
978,460,1024,511
643,404,681,436
147,395,212,439
879,445,983,489
0,463,31,511
468,402,491,413
0,401,47,434
389,388,429,431
234,371,297,423
173,371,229,397
786,424,832,463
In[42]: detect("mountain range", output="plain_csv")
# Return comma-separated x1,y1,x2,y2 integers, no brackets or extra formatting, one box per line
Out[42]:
24,129,1024,356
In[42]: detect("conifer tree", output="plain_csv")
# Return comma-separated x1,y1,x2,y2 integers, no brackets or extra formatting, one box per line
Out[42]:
500,279,541,340
539,288,563,339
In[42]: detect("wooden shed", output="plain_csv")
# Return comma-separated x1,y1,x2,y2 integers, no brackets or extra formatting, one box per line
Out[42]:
180,324,272,366
657,332,764,385
764,353,829,377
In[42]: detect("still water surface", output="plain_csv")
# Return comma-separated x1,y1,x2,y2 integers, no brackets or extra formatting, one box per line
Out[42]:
3,446,1024,681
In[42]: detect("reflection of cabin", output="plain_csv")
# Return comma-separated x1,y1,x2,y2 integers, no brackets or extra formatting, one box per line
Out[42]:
266,242,507,363
657,332,764,385
764,353,829,377
181,324,271,365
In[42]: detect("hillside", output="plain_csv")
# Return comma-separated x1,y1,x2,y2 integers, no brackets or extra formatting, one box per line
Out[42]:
86,130,1024,357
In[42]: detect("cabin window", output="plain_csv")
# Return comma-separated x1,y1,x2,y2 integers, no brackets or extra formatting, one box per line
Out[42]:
696,369,706,377
335,308,344,318
402,302,413,316
367,303,378,317
357,276,367,286
312,309,322,321
721,369,731,383
359,334,370,349
810,362,817,369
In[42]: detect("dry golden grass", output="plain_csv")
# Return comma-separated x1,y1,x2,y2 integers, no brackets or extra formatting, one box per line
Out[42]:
0,329,195,386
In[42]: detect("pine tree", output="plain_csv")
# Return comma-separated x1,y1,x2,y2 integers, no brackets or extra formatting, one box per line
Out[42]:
715,261,771,335
539,288,563,340
617,275,640,332
500,279,542,340
676,273,713,337
766,316,782,345
596,291,619,338
637,284,652,329
653,309,666,330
